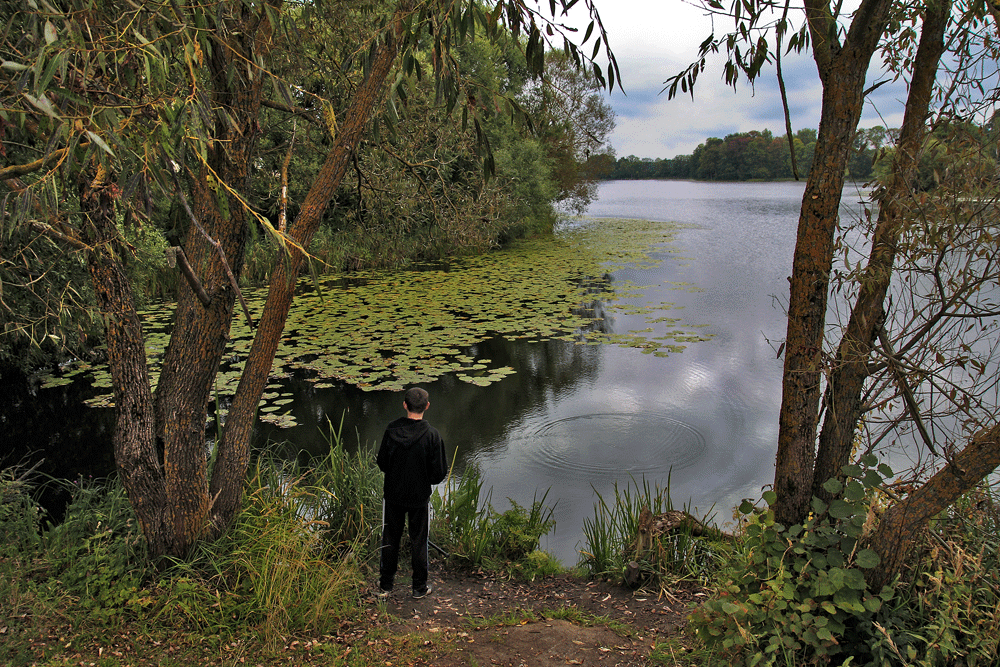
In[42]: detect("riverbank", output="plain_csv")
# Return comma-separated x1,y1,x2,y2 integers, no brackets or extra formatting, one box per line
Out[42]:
4,560,705,667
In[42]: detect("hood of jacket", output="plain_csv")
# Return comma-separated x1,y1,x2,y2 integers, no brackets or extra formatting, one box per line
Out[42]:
385,417,430,448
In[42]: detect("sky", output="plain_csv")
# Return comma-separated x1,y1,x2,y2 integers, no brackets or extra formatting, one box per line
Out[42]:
564,1,911,159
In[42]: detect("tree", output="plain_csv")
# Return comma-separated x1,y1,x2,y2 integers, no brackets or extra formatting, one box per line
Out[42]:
524,50,616,214
1,0,619,558
669,0,1000,586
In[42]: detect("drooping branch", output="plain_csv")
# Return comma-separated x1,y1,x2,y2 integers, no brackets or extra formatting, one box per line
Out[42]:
165,246,212,307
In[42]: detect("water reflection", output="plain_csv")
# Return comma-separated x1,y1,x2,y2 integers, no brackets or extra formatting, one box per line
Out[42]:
11,179,878,565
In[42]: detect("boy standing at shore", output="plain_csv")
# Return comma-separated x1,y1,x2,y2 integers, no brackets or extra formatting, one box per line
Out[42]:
376,387,448,598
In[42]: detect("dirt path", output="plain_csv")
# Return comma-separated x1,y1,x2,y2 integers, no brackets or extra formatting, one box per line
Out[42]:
366,566,703,666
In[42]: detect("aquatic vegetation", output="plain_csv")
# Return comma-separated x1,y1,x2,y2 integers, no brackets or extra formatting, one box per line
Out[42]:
41,218,714,426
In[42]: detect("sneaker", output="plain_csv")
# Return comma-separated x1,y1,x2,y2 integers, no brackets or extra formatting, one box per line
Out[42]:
412,584,432,599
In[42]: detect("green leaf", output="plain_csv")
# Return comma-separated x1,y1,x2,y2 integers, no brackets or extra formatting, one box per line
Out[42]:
86,131,116,157
828,499,855,519
822,478,843,494
855,549,880,569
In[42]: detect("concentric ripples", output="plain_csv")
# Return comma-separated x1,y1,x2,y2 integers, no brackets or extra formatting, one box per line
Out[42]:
517,412,708,481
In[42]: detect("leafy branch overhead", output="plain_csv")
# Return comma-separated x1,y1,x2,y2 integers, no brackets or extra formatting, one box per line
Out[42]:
1,0,623,559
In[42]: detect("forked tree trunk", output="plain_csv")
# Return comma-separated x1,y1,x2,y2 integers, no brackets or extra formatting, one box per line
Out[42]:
811,0,950,504
207,5,411,535
773,0,894,527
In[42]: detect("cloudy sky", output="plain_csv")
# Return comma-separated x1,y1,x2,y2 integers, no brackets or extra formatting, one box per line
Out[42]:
567,1,911,159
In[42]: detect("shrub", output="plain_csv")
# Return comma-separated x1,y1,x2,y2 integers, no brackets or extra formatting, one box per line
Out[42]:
431,463,559,573
688,455,892,666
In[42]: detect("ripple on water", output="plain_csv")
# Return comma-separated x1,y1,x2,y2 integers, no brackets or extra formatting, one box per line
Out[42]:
517,412,708,481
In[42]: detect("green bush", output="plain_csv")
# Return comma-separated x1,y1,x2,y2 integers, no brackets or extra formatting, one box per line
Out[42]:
689,455,892,666
871,483,1000,666
40,476,149,621
0,465,44,558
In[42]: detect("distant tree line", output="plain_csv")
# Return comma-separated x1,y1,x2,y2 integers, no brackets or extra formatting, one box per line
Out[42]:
595,126,896,182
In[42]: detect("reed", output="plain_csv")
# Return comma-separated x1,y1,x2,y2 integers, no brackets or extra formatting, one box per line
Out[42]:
580,473,726,584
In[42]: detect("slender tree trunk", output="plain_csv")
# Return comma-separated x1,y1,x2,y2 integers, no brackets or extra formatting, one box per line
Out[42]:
812,0,950,504
208,4,412,534
772,0,894,526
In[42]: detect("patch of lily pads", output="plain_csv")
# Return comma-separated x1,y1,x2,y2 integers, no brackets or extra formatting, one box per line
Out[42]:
40,217,714,426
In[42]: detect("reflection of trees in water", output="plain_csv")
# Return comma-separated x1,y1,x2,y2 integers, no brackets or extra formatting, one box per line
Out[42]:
434,336,602,470
257,335,602,474
570,272,615,336
1,370,116,520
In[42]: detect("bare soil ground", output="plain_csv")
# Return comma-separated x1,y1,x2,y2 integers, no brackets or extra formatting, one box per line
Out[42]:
366,564,705,666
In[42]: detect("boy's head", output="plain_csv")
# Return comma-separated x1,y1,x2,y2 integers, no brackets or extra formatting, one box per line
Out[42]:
404,387,430,414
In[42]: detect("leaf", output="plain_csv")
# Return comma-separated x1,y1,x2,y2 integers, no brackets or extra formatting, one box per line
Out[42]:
822,478,843,494
44,20,58,44
828,499,855,519
86,131,116,157
855,549,880,569
1,61,29,71
23,93,59,119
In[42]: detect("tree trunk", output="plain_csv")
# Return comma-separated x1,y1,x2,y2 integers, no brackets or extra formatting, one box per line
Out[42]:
811,0,949,504
207,3,411,535
772,0,894,527
96,0,281,558
865,425,1000,589
81,166,171,556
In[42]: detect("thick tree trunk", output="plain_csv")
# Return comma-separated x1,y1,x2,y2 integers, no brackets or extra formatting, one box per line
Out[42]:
81,167,171,556
811,1,949,504
101,0,280,558
772,0,894,527
207,5,410,535
865,425,1000,589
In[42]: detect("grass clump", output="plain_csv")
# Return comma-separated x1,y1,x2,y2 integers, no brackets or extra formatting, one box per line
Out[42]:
430,463,559,577
580,475,729,588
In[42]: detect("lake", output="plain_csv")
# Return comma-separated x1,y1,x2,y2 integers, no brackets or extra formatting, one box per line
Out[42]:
7,179,873,566
257,179,871,564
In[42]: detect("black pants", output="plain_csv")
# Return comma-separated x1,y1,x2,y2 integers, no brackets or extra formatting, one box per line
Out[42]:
379,499,429,592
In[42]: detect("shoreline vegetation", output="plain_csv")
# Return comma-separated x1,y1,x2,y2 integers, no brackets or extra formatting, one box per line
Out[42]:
4,424,999,666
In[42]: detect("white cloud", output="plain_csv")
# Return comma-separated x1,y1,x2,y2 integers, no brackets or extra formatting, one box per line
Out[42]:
559,1,910,158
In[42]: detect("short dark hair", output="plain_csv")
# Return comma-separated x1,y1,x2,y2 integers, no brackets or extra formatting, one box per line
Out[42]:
404,387,430,413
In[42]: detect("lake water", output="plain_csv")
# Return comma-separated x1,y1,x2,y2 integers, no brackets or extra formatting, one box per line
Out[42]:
8,179,874,566
258,179,871,564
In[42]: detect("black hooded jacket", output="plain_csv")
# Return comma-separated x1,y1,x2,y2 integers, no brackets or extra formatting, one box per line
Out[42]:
376,417,448,506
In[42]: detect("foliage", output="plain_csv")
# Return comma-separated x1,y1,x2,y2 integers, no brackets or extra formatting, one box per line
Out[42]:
603,126,905,183
689,455,893,665
430,463,558,574
39,476,150,621
870,484,1000,666
167,460,363,645
580,475,727,586
300,417,383,559
0,464,44,557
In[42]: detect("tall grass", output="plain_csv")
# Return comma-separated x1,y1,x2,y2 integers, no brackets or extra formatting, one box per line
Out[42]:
580,474,727,586
430,462,560,577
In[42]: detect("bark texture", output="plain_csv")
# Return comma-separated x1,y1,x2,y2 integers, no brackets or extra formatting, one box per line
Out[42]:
773,0,894,527
811,0,950,504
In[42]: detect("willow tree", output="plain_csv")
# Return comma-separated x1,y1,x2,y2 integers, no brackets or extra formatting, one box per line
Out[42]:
669,0,1000,584
1,0,619,558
